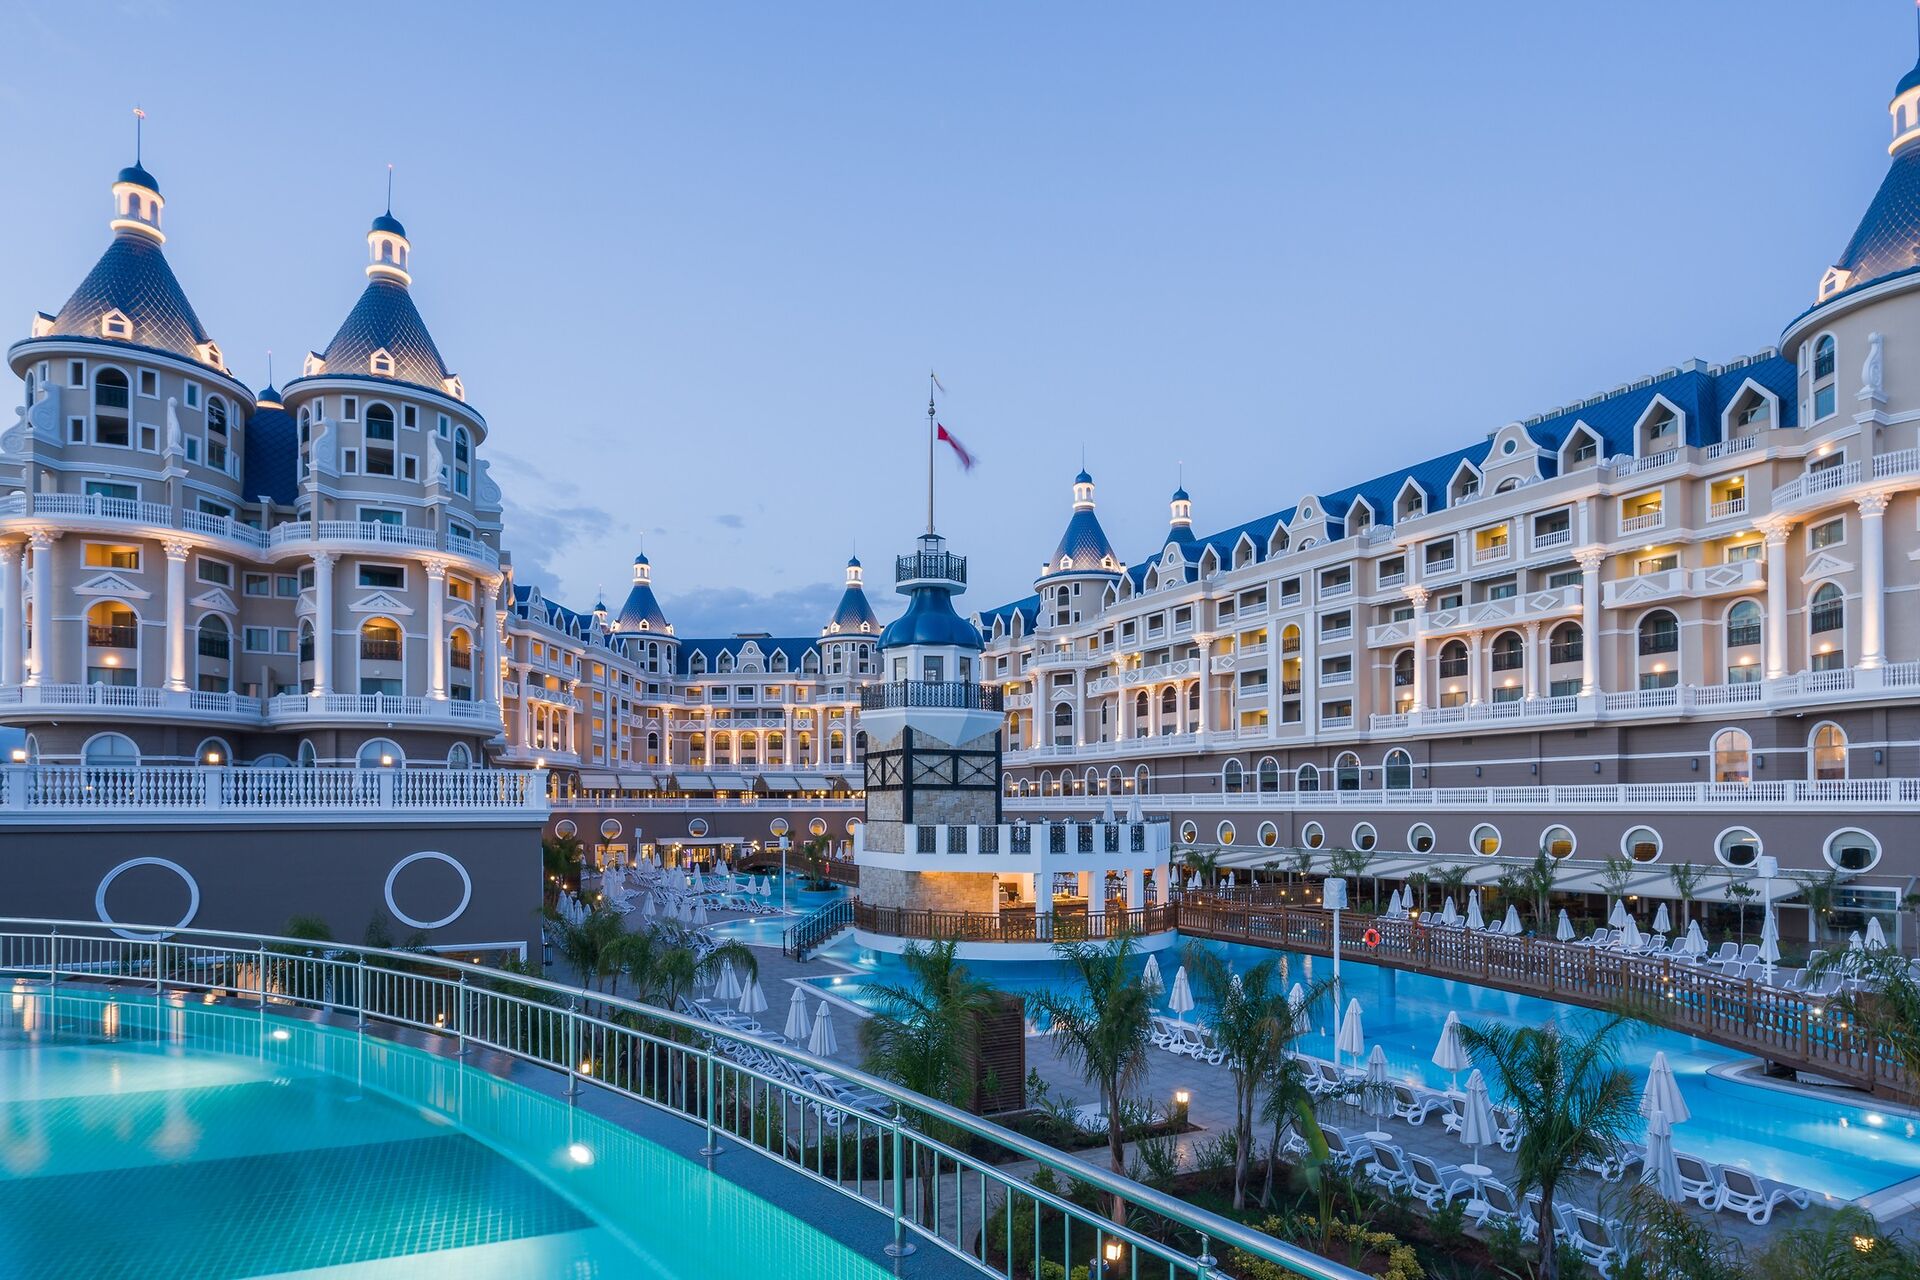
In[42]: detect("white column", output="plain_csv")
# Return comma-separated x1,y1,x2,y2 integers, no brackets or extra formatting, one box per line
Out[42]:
1763,525,1791,680
1118,672,1133,740
1857,493,1889,669
163,541,191,692
312,552,335,695
1524,620,1542,700
0,542,22,687
1467,630,1484,705
1407,586,1429,713
424,561,448,699
26,530,55,686
1196,638,1212,737
1577,549,1604,696
1126,867,1144,910
515,664,532,746
483,577,504,705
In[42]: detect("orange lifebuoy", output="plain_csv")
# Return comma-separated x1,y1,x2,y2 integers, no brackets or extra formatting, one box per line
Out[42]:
1362,927,1382,950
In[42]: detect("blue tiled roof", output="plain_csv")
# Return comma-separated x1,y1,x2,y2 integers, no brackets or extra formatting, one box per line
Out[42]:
881,586,982,651
513,584,597,638
317,278,451,392
1042,509,1119,580
241,403,299,506
978,354,1798,624
824,583,879,634
371,212,407,236
613,580,670,633
48,231,211,361
1828,141,1920,302
676,636,819,675
116,163,159,193
977,595,1039,636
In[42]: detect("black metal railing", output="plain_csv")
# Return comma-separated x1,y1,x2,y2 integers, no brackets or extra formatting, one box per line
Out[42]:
360,639,403,661
781,897,855,959
87,624,137,648
196,634,230,660
859,681,1003,711
894,550,967,585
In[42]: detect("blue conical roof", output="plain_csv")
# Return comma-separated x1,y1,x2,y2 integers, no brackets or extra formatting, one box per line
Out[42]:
824,582,878,634
320,278,450,391
49,230,211,361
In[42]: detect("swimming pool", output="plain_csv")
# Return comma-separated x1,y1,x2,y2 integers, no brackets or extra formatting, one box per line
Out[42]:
702,881,850,949
0,983,894,1279
801,934,1920,1203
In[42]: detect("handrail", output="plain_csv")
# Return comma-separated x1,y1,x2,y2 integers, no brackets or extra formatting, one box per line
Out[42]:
0,916,1366,1280
853,900,1179,943
781,897,854,958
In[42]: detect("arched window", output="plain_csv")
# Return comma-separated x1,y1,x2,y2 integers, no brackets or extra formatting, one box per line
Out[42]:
449,627,474,685
1383,748,1412,791
1106,765,1121,794
1132,690,1149,728
86,601,139,661
1637,609,1679,656
1256,757,1281,792
1711,728,1752,783
298,620,315,665
93,368,130,445
1813,335,1837,420
1437,639,1468,678
297,739,317,768
1392,650,1414,689
1334,751,1360,791
1490,630,1524,672
1296,763,1320,793
1726,600,1761,651
357,738,404,768
1186,683,1200,712
1810,583,1844,635
447,742,473,769
1133,764,1150,794
83,732,139,767
1811,723,1848,781
1159,686,1177,719
689,652,706,674
717,650,734,673
1549,622,1582,665
1223,759,1245,794
196,616,230,693
1052,700,1074,745
363,404,396,476
360,617,402,661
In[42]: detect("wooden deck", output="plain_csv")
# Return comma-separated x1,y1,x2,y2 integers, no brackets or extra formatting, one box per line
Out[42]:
1177,895,1909,1099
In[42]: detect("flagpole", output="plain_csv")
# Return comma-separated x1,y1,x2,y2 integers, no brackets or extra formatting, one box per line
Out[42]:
926,372,937,536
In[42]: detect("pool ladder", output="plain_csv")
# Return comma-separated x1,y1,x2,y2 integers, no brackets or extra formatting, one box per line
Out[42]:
782,898,854,959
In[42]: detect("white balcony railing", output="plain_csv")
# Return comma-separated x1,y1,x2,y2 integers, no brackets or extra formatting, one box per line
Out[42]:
1620,508,1665,535
0,763,546,816
1707,495,1748,521
1007,777,1920,814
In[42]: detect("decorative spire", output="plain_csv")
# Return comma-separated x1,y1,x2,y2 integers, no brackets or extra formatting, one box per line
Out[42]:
366,169,412,285
110,107,164,242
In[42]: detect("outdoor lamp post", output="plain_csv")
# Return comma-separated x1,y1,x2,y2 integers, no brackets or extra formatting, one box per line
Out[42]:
779,835,790,913
1324,875,1349,998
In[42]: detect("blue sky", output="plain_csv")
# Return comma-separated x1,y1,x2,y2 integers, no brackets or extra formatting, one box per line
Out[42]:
0,2,1909,634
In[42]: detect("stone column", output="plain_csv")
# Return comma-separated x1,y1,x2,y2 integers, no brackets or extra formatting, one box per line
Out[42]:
1524,620,1542,700
1577,549,1605,696
162,541,191,692
1126,867,1144,910
26,530,55,686
1118,672,1133,740
312,552,335,695
1763,524,1791,680
0,542,23,687
1857,493,1889,670
1195,635,1212,736
1467,630,1484,705
424,561,448,699
1407,586,1429,713
483,577,504,705
515,663,532,746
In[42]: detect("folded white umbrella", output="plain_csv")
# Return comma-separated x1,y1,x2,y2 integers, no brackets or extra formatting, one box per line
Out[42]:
1465,892,1485,931
1167,966,1195,1021
1618,916,1643,951
692,900,709,926
758,879,774,900
1556,909,1575,943
1640,1050,1691,1126
1286,982,1310,1037
739,978,768,1016
1432,1010,1471,1092
1501,904,1522,935
1644,1106,1682,1203
1681,919,1707,958
1458,1069,1497,1176
1609,899,1629,929
783,986,811,1041
640,893,657,919
712,959,742,1001
808,1002,838,1056
1759,905,1782,979
1335,998,1365,1069
1362,1045,1394,1141
1440,896,1458,927
1652,903,1671,935
1141,953,1163,994
1866,917,1888,950
1849,929,1864,953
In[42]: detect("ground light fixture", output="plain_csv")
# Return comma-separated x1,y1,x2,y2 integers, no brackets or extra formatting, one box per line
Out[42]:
567,1142,594,1166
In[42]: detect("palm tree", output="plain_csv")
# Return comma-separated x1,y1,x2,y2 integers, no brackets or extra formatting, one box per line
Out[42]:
1181,848,1221,892
1026,937,1156,1224
1792,869,1846,945
1459,1015,1640,1280
861,941,1001,1224
542,832,585,907
1405,869,1433,918
1599,855,1636,925
1183,945,1329,1210
614,919,757,1009
1804,949,1920,1088
544,904,628,998
1435,863,1470,909
1667,862,1706,931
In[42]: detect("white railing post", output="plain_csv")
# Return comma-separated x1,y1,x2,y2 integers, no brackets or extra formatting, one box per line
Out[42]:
377,769,396,809
885,1105,915,1258
566,999,580,1100
700,1048,723,1156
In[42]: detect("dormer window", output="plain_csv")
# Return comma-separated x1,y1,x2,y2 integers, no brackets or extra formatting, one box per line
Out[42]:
369,348,395,377
1566,429,1600,467
1396,484,1425,520
1736,398,1769,429
443,375,465,401
1813,335,1837,420
99,310,132,341
1644,410,1676,447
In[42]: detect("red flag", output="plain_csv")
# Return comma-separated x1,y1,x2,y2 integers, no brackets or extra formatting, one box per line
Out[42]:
936,423,975,470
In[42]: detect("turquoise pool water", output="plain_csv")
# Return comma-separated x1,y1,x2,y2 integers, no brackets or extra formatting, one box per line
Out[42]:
702,881,850,949
801,934,1920,1203
0,983,891,1279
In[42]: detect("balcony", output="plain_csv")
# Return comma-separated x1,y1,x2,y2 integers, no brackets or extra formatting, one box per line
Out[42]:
1413,585,1581,642
87,624,138,648
360,638,403,661
0,763,545,819
1608,448,1680,478
895,550,967,586
858,681,1002,711
269,520,500,568
0,683,261,723
1707,495,1748,521
1602,558,1761,609
1119,657,1204,687
1531,526,1572,552
1320,624,1353,642
1472,539,1512,566
263,692,503,728
1620,508,1666,535
1318,579,1353,600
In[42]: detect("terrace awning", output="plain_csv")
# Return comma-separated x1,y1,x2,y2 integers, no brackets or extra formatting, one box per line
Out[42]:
578,772,620,789
674,774,714,791
758,775,804,793
710,774,751,791
617,773,658,791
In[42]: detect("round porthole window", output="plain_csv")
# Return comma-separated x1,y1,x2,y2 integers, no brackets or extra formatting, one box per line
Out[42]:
1470,823,1501,856
1408,823,1435,853
1352,822,1377,852
809,818,827,837
1540,825,1575,860
1622,827,1661,864
1714,827,1761,869
1179,820,1199,844
770,818,790,836
1303,822,1325,849
1217,821,1236,846
600,819,623,840
1259,821,1279,848
688,818,709,837
1824,828,1880,873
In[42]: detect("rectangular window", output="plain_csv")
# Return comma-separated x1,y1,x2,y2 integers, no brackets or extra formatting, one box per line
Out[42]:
359,677,403,697
138,423,157,451
87,665,137,687
1728,662,1761,684
1639,669,1679,690
1549,678,1581,698
242,627,272,653
1492,684,1524,703
83,543,141,570
183,383,199,409
196,558,232,587
1319,655,1352,684
402,406,417,429
1438,689,1467,708
1812,649,1845,672
1815,384,1836,420
1724,541,1762,564
1808,452,1845,475
242,573,271,597
341,448,358,474
1486,580,1517,601
1635,553,1679,575
1547,569,1580,589
68,417,85,443
1809,518,1845,550
1424,540,1455,571
1318,566,1351,595
137,370,158,397
276,574,301,597
1320,610,1352,638
274,629,296,654
342,396,357,420
1378,555,1405,585
359,507,404,526
358,564,405,589
67,361,84,387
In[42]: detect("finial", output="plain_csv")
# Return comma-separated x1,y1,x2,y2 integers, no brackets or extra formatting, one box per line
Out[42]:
265,349,274,386
133,106,145,165
385,163,394,215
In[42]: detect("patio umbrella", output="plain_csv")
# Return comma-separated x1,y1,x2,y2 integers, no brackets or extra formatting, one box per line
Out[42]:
1362,1045,1395,1143
1141,953,1164,994
1432,1010,1471,1093
1760,905,1782,981
1167,966,1195,1022
1458,1069,1497,1178
1609,899,1629,929
738,978,768,1017
1866,918,1888,950
1644,1106,1682,1203
1126,794,1144,823
1640,1050,1691,1126
1556,909,1576,943
1465,892,1485,931
1101,795,1116,823
1618,916,1643,952
692,900,709,926
783,986,812,1041
1652,903,1672,935
640,894,657,919
1386,888,1403,918
758,878,774,901
679,899,695,924
1187,873,1200,892
1335,998,1365,1070
712,959,742,1001
1681,919,1707,958
1440,896,1458,927
1501,904,1523,935
808,1002,838,1056
1287,983,1310,1037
